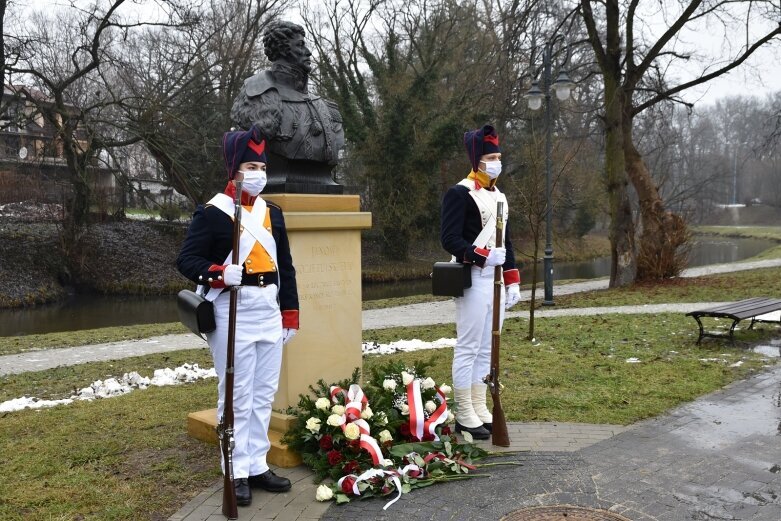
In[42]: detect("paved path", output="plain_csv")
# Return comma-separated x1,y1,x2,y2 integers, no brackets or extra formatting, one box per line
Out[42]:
170,423,628,521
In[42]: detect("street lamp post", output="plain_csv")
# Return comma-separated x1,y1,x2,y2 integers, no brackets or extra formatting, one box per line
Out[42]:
525,39,574,306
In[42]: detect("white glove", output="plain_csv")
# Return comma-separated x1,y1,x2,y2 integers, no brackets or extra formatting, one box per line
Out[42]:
505,284,521,310
223,264,243,286
282,328,297,345
485,247,506,267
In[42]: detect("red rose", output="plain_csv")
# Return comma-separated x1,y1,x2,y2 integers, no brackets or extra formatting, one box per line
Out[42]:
343,460,360,475
341,476,357,494
327,449,343,465
399,423,411,436
423,432,435,442
319,435,333,450
441,426,452,436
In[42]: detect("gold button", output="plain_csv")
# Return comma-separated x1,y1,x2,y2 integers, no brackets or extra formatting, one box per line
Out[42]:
248,268,254,273
272,267,276,271
246,259,252,264
266,226,271,231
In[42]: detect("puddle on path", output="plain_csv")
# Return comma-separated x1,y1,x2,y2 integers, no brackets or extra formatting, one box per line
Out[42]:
670,370,781,450
753,344,781,358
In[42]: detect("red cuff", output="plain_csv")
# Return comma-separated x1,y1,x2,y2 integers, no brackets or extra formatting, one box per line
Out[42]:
503,269,520,286
207,264,226,288
474,247,489,259
282,310,299,329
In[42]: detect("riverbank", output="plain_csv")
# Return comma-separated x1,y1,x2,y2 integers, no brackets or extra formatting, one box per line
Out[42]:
0,217,611,309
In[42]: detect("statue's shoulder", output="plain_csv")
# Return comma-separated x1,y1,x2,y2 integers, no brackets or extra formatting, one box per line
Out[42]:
244,71,277,98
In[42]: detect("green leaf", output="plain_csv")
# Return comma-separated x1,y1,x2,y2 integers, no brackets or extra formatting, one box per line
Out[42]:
335,493,351,504
444,440,453,456
401,483,412,494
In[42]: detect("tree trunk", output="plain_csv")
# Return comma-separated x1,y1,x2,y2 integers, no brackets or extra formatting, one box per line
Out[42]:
622,115,689,280
603,80,636,287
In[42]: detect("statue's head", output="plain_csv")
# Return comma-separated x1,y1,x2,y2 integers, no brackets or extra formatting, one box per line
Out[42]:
263,22,312,74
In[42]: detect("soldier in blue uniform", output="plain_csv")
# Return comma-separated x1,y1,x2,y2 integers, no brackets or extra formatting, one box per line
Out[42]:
440,124,522,440
177,125,298,506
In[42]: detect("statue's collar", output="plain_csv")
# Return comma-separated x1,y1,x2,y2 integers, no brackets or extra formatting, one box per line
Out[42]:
270,62,309,92
244,68,321,102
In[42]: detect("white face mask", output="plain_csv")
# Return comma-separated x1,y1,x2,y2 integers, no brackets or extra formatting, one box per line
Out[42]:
483,160,502,179
238,170,267,196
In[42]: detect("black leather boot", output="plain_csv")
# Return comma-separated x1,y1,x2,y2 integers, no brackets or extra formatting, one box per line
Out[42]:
482,422,493,433
248,469,292,492
455,421,490,440
234,477,252,506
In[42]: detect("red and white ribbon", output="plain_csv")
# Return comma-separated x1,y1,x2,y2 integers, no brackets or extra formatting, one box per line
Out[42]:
331,384,386,466
337,461,427,510
330,384,368,420
406,381,449,441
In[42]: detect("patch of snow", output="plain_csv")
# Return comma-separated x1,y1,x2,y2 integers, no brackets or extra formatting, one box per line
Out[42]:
0,363,216,413
362,338,456,355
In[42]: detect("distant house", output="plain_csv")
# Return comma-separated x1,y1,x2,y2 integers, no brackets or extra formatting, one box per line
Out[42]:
0,84,117,207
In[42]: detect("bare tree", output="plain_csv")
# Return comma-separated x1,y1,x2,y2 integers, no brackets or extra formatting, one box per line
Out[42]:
579,0,781,285
4,0,197,251
117,0,283,206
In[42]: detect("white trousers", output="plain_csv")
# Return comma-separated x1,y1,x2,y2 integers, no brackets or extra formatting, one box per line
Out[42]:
453,266,505,389
207,285,283,479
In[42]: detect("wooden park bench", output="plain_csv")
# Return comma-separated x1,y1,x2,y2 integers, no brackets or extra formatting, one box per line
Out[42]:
686,297,781,344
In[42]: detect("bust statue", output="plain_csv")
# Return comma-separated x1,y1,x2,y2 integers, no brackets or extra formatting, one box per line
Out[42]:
231,21,345,194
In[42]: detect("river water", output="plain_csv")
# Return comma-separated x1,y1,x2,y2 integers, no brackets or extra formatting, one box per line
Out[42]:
0,236,775,336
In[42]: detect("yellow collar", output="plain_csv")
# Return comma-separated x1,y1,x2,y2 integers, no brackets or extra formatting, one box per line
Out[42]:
467,170,496,189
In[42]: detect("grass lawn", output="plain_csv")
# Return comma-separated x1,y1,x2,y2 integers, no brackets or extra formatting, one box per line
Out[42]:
1,312,778,519
553,266,781,309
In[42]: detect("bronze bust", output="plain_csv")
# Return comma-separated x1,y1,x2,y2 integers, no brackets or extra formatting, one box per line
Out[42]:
231,22,344,194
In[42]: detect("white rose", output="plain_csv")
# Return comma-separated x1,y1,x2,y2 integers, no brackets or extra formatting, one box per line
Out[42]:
344,423,361,440
421,377,436,390
425,400,437,413
401,371,414,385
382,459,394,467
376,412,388,426
315,397,331,410
331,404,346,416
378,429,393,443
382,379,397,391
326,414,344,427
305,417,322,433
447,411,455,423
440,384,452,394
361,406,373,419
315,484,334,501
400,404,410,415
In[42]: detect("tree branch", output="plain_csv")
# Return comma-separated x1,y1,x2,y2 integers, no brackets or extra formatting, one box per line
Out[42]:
633,25,781,115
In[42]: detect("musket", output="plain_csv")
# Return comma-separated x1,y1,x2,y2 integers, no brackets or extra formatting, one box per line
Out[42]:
486,200,510,447
218,180,241,519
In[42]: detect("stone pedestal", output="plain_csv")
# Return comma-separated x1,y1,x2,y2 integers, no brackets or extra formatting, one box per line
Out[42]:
187,195,371,467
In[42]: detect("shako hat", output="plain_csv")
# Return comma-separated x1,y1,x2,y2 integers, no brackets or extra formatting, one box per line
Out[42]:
463,124,500,171
222,124,268,178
